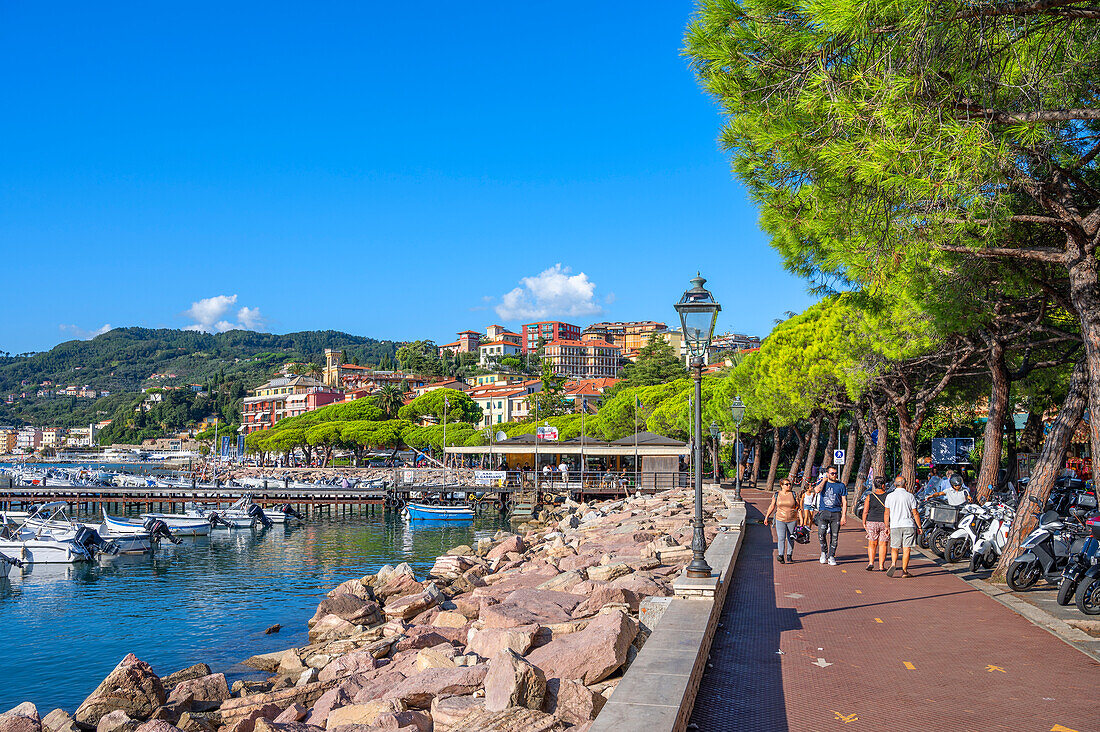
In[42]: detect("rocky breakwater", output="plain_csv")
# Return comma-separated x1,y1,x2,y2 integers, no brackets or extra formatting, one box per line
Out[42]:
0,486,726,732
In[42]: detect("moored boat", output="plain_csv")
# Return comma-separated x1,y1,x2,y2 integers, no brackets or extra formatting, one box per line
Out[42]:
402,502,474,521
0,550,23,578
105,510,211,538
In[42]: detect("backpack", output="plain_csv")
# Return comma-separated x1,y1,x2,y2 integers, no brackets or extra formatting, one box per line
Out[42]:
793,526,811,544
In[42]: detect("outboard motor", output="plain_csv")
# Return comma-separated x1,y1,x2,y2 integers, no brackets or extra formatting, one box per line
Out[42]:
74,526,120,556
279,504,305,522
248,503,274,529
207,512,233,529
0,552,24,569
142,517,181,545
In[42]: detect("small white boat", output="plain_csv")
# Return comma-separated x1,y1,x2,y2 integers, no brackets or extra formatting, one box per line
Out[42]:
103,510,210,538
0,507,97,564
137,512,215,536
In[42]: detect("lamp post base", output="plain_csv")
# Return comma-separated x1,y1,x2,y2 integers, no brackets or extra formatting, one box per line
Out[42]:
685,559,712,578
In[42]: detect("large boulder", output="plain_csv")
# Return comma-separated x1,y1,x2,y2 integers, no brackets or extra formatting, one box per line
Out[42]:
383,666,487,709
585,563,630,582
445,708,563,731
480,590,583,629
431,611,468,629
486,537,525,561
572,586,640,617
428,696,483,730
133,723,182,732
372,571,422,603
309,595,381,629
542,678,605,726
95,711,137,732
161,665,212,690
317,652,384,683
525,610,637,685
382,585,443,622
308,615,365,643
166,674,229,709
75,655,167,725
221,704,281,732
41,710,77,732
391,625,463,653
0,703,41,732
323,699,404,730
465,626,539,659
218,682,329,730
484,650,545,713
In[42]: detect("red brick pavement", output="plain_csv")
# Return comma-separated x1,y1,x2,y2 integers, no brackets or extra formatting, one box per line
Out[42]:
690,489,1099,732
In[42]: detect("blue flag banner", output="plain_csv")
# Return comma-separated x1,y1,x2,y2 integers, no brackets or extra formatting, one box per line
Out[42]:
220,436,231,457
237,435,246,459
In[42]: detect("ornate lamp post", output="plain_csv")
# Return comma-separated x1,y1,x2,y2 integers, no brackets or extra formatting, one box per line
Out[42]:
675,274,721,579
730,396,746,500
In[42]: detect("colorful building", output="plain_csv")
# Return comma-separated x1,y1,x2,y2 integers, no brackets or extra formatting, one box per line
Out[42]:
522,321,581,353
242,375,343,433
467,379,543,427
542,339,624,379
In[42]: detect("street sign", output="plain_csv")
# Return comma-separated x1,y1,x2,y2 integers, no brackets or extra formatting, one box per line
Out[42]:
833,449,846,465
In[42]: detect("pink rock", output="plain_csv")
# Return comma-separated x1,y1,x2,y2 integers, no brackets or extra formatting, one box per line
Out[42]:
134,723,182,732
480,590,583,629
556,554,601,573
525,610,637,685
364,712,431,732
0,705,41,732
382,585,442,622
428,696,483,728
309,595,381,629
348,671,409,706
373,574,423,603
391,626,464,653
223,705,281,732
484,650,545,713
466,625,539,659
273,705,308,724
383,666,488,708
75,654,167,725
318,652,384,683
572,586,640,617
486,536,525,561
167,674,229,706
542,678,605,725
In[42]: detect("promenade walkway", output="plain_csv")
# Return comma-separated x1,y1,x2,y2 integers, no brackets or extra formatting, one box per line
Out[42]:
690,490,1098,732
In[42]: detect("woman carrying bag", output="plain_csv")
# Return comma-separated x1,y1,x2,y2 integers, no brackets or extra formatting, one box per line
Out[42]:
764,478,801,564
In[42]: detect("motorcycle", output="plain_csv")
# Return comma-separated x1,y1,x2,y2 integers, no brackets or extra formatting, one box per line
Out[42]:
970,502,1014,573
1071,516,1100,615
1005,498,1088,590
945,503,992,564
1058,516,1100,606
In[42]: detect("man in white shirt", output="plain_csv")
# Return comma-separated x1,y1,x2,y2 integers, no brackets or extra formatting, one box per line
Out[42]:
884,476,922,578
928,474,971,506
558,460,569,486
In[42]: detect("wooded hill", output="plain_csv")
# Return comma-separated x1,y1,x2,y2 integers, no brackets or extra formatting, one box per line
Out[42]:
0,328,399,428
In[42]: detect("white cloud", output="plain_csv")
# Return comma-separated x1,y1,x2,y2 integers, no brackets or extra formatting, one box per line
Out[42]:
495,264,604,322
59,323,113,340
182,295,266,333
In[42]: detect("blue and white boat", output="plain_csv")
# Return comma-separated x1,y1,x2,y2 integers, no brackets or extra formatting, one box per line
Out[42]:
402,502,474,521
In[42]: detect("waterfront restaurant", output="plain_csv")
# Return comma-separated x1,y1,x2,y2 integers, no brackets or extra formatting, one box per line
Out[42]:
444,431,690,491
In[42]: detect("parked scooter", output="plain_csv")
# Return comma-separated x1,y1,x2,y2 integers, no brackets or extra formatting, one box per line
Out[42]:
924,499,961,557
1071,516,1100,615
945,503,992,564
1058,516,1100,606
970,502,1014,573
1004,497,1089,590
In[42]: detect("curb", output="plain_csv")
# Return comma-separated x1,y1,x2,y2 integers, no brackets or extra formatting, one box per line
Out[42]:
588,496,747,732
916,546,1100,664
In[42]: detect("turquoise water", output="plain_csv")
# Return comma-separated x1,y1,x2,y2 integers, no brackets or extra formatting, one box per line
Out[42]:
0,509,504,713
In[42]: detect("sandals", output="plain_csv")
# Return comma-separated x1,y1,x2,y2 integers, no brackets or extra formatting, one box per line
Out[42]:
886,565,897,577
865,564,874,571
901,571,913,578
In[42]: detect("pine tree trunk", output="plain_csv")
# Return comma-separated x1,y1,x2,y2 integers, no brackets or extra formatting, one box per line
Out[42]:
975,340,1009,503
993,359,1088,583
840,417,858,485
870,401,888,479
749,430,764,487
895,404,920,489
787,425,807,482
799,414,823,491
1066,242,1100,476
1005,413,1018,485
820,413,839,470
1019,410,1043,453
765,426,786,491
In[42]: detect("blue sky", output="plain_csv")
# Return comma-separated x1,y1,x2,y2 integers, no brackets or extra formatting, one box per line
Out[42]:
1,1,814,353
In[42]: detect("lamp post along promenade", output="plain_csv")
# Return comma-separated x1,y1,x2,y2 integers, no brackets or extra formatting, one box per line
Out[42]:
675,274,721,579
731,396,745,500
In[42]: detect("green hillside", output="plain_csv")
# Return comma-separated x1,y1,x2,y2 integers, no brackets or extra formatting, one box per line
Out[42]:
0,327,400,429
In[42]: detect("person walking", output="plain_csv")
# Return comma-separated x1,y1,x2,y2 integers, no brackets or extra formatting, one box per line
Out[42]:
813,464,848,565
861,476,890,571
884,475,923,577
799,481,818,528
764,478,800,564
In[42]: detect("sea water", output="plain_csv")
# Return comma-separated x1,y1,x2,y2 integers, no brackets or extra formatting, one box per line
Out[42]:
0,509,504,712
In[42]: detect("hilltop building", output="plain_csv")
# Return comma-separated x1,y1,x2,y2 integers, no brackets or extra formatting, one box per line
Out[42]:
542,339,624,379
242,375,343,434
323,349,429,391
522,321,581,353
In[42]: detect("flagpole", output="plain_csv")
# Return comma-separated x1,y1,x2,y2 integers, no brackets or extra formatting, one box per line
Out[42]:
443,396,448,487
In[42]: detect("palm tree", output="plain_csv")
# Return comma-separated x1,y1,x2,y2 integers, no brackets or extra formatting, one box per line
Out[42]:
376,383,403,418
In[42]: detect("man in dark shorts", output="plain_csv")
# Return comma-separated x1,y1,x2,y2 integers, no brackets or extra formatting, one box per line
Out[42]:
813,464,848,566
